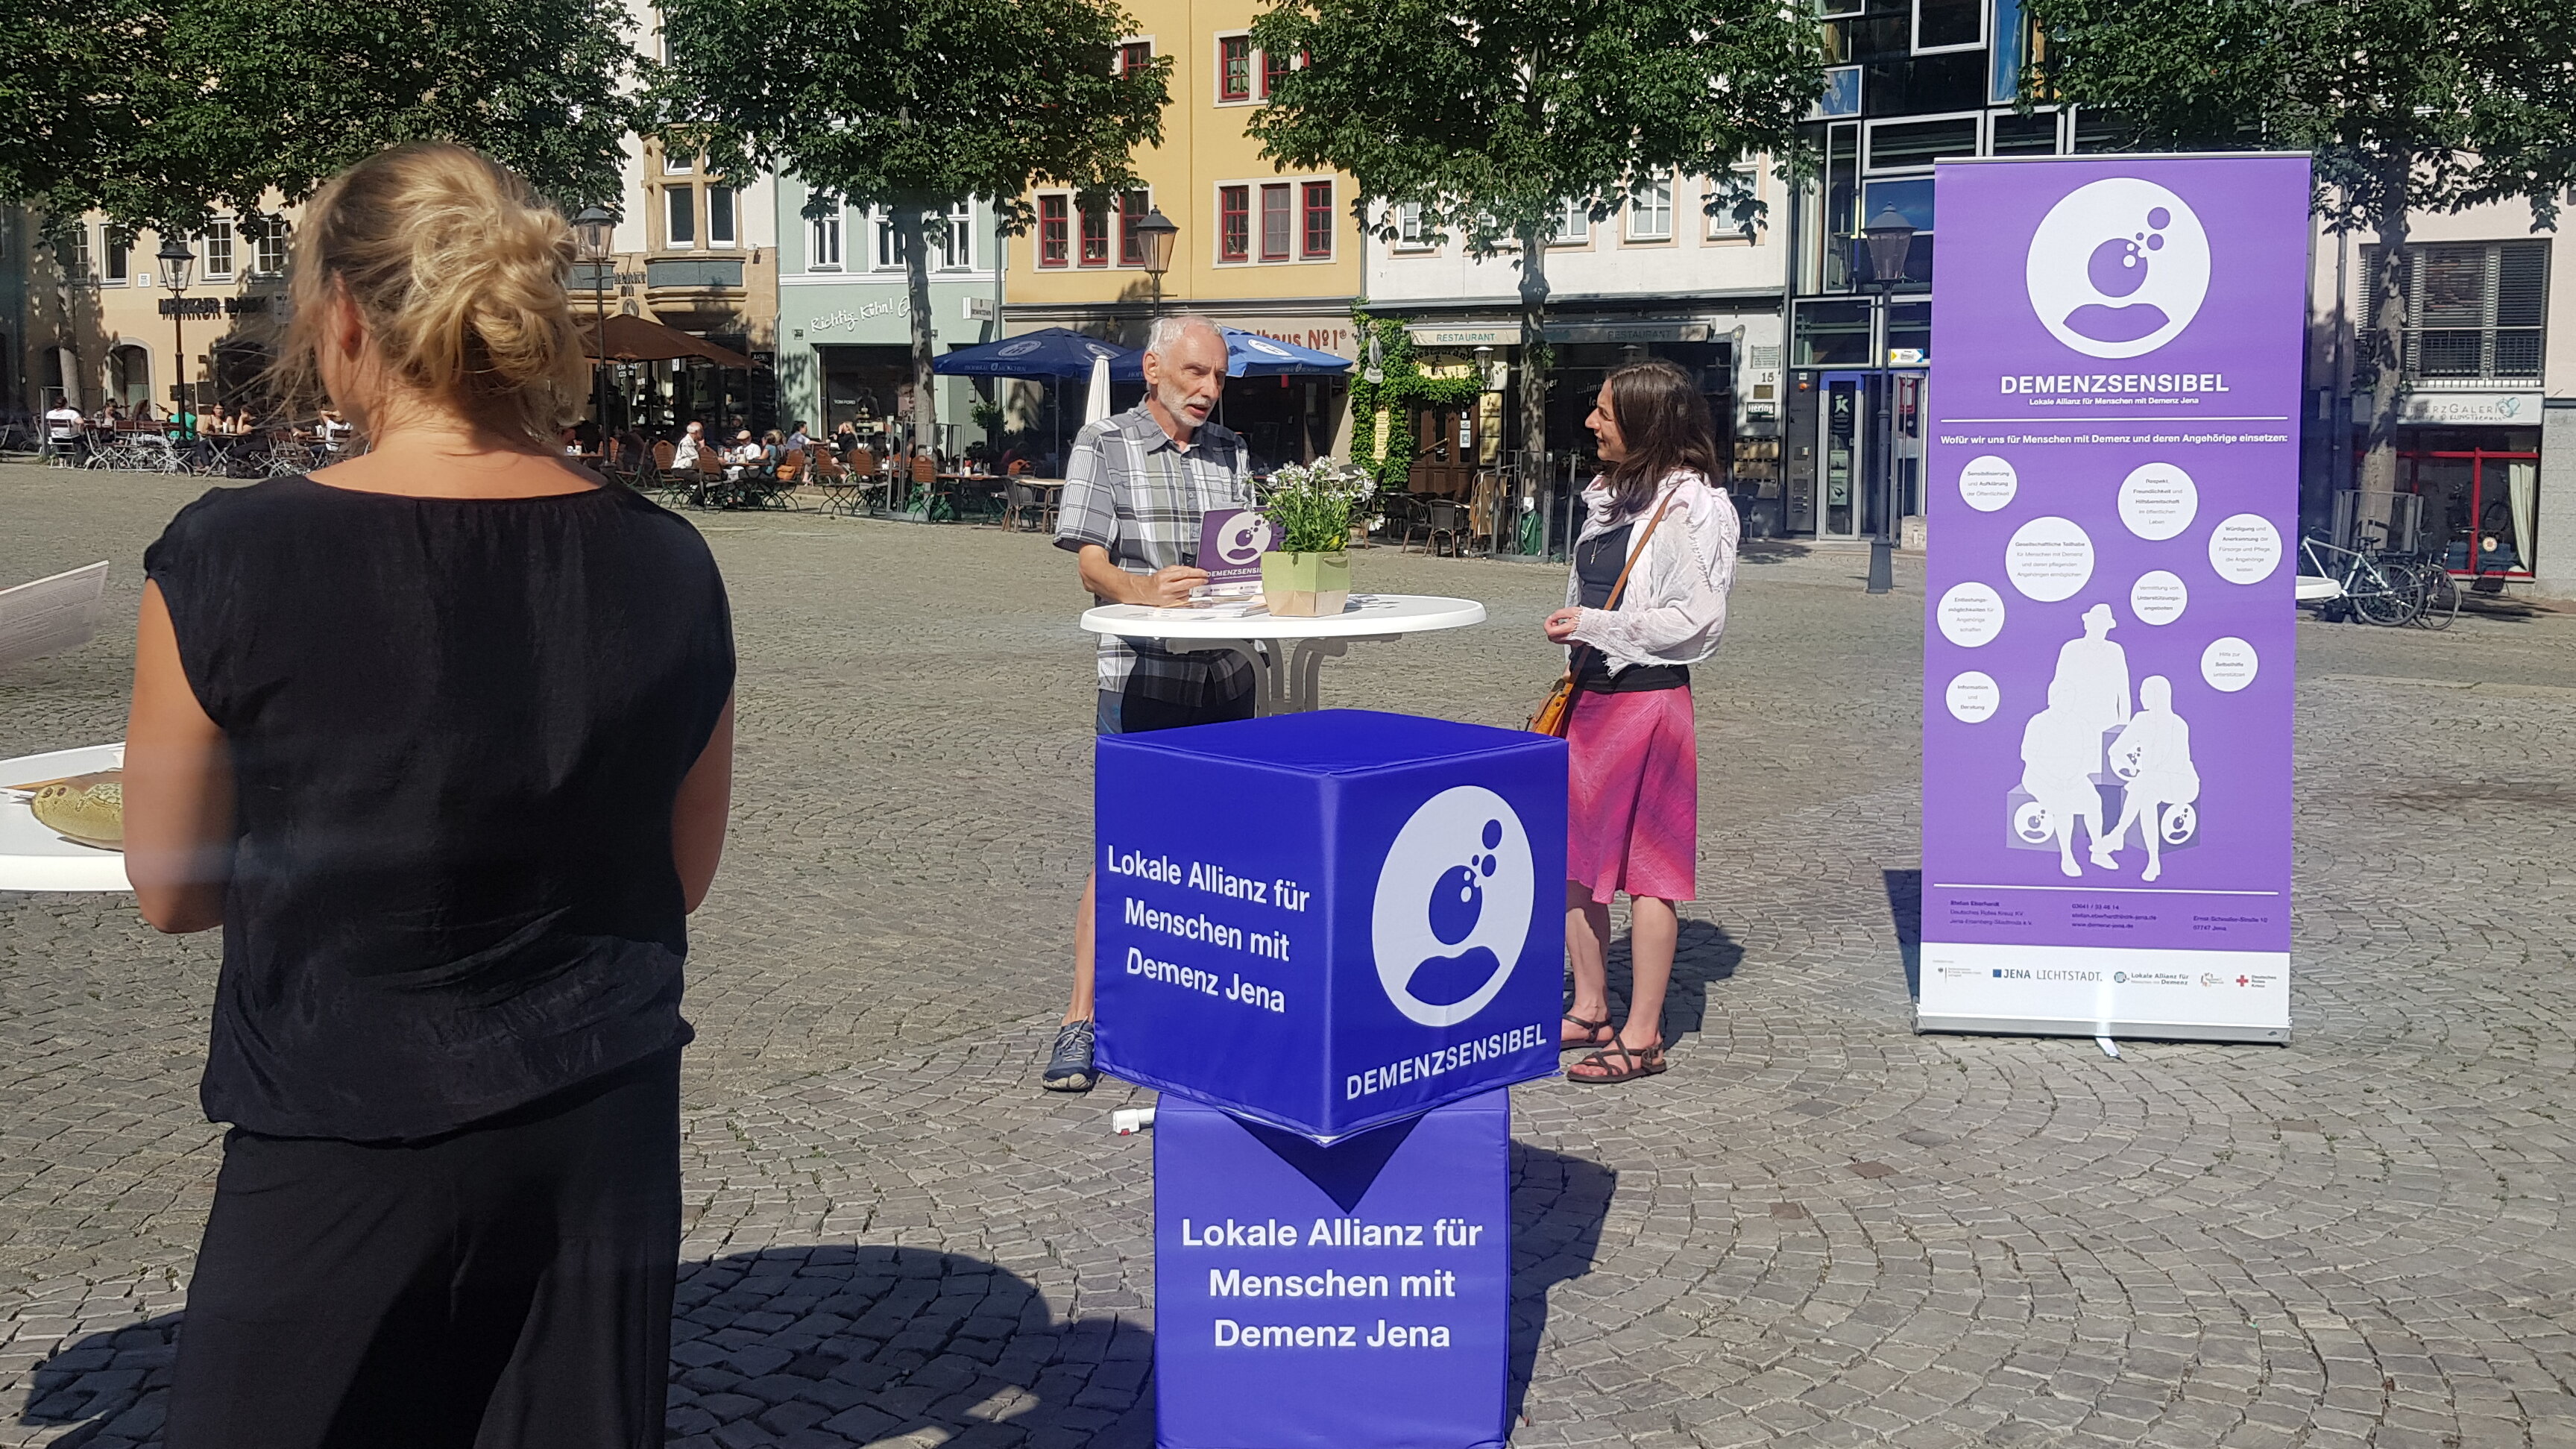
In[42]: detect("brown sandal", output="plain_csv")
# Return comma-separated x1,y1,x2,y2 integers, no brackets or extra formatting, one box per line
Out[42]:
1566,1040,1667,1084
1560,1013,1613,1051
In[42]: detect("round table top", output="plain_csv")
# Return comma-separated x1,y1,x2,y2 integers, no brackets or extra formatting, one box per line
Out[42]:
1081,593,1487,641
1,743,130,892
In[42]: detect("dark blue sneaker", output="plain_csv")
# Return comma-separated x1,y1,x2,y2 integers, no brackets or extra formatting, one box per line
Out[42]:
1042,1019,1097,1093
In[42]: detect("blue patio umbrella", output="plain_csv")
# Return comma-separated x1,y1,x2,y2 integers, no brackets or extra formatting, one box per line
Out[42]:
1108,327,1354,381
931,327,1137,379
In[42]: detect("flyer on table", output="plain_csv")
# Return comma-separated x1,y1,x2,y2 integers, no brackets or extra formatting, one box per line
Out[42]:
1918,154,2308,1041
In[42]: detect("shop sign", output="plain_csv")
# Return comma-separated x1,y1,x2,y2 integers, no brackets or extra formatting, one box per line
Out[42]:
2397,392,2539,426
1918,154,2308,1045
1405,324,1514,348
1540,321,1711,344
1230,321,1358,359
805,296,913,333
157,295,268,318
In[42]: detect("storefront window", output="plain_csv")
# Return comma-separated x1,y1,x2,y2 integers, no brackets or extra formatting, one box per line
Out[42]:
2404,444,2540,576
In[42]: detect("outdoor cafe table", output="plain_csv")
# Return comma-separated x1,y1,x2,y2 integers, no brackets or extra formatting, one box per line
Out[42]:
0,743,128,892
1078,593,1485,715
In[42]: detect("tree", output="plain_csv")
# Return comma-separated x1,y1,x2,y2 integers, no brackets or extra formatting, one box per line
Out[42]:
654,0,1168,462
2019,0,2576,494
0,0,637,237
1249,0,1822,484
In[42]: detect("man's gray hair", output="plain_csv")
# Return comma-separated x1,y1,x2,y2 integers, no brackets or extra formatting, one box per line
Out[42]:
1146,312,1225,360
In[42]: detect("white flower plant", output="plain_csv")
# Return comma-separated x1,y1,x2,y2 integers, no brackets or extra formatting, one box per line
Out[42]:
1255,456,1379,554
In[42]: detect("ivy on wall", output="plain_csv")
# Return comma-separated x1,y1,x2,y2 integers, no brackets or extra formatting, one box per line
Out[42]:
1345,307,1485,493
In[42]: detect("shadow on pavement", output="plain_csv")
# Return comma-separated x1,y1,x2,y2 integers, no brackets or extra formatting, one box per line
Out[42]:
1885,867,1923,1000
19,1246,1153,1448
1507,1142,1616,1430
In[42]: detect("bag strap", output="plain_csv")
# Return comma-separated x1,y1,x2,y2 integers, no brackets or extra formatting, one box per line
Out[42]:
1560,488,1679,679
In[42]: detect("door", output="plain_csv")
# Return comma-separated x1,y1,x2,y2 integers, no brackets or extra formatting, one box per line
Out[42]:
1816,371,1866,538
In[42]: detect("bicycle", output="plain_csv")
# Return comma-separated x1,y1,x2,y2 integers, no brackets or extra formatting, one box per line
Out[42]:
2406,559,2460,630
2300,534,2419,626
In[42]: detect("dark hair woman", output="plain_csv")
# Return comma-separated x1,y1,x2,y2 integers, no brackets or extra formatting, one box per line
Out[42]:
123,142,736,1445
1540,359,1740,1084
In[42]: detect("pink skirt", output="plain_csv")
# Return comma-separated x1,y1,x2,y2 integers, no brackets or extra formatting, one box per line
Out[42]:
1565,686,1698,904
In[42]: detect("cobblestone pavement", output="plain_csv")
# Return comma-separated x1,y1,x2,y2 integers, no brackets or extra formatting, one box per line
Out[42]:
2,465,2572,1449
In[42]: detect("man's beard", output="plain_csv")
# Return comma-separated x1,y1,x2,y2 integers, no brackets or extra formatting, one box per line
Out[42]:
1156,383,1212,423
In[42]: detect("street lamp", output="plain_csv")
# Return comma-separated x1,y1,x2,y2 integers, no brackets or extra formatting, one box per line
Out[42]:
1133,204,1179,311
573,206,617,439
1859,205,1915,596
157,236,195,439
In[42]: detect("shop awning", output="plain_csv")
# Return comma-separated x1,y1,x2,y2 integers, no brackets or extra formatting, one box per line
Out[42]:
578,313,759,369
933,327,1138,380
1107,327,1355,382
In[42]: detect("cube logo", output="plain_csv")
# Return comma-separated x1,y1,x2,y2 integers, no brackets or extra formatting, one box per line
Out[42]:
1370,786,1533,1027
2025,178,2210,359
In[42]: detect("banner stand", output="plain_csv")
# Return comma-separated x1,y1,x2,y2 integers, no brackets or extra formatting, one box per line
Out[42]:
1916,154,2309,1046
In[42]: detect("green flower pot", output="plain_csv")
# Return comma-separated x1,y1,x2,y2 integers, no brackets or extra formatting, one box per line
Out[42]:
1260,550,1352,617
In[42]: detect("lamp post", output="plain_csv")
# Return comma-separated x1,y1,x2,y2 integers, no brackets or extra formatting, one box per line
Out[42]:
573,206,617,439
157,236,195,439
1134,204,1179,312
1859,205,1915,596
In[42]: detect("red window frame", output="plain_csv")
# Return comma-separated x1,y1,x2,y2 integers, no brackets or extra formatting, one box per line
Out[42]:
1263,48,1291,98
1219,36,1253,101
1259,183,1291,261
1119,40,1152,76
1219,186,1250,262
1038,195,1069,267
1300,180,1333,258
1079,202,1110,266
1118,190,1150,266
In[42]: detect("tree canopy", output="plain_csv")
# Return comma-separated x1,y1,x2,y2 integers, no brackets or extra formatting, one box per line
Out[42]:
1,0,637,236
2021,0,2576,488
652,0,1168,456
1247,0,1823,469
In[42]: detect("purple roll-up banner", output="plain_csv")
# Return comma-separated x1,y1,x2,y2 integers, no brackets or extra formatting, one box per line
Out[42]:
1918,154,2308,1043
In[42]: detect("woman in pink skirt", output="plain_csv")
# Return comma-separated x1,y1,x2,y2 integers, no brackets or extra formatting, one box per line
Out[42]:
1543,359,1739,1083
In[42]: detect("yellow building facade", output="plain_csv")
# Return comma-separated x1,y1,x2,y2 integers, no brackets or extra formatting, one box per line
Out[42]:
1002,0,1362,462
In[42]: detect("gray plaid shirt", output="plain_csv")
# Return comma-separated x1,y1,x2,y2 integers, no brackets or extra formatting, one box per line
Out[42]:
1054,405,1255,704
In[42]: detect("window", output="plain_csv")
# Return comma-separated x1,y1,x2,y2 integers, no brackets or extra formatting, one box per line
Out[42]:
935,203,974,270
1117,190,1151,265
60,225,91,280
664,150,696,175
708,186,737,247
1264,47,1291,98
1548,199,1590,245
104,234,129,284
1709,160,1765,241
1259,183,1291,260
1627,175,1673,240
1220,186,1250,261
251,220,287,276
203,219,234,279
1039,195,1070,266
810,213,843,271
1866,116,1978,172
1220,35,1253,101
1912,0,1983,51
1396,203,1429,248
2363,241,2550,382
1301,180,1332,258
1989,111,2059,157
1120,40,1152,75
1080,203,1109,265
666,186,696,248
875,211,900,269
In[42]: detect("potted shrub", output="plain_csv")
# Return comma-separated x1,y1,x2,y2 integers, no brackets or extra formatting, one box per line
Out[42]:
1256,458,1376,616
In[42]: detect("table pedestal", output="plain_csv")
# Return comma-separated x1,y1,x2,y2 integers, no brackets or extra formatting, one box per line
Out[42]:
1171,636,1400,714
1153,1090,1511,1449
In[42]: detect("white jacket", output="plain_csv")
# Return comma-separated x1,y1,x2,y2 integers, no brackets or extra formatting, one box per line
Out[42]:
1563,468,1741,673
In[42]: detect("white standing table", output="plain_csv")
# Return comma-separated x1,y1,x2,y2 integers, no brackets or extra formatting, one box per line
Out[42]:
0,743,130,892
1079,594,1486,715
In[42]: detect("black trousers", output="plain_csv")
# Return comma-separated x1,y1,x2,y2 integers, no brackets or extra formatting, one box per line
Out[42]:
166,1049,682,1449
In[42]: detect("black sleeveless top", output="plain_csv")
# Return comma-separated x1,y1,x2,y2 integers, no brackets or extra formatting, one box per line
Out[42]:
145,477,736,1142
1573,522,1689,694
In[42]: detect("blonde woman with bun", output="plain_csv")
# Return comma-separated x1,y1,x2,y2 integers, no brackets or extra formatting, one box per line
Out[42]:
123,142,736,1448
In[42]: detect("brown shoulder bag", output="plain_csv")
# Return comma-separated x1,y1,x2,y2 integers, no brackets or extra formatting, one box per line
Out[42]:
1528,492,1675,737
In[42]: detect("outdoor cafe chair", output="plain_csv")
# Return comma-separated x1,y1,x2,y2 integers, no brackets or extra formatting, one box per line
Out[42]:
1002,478,1059,534
811,449,859,515
692,450,730,509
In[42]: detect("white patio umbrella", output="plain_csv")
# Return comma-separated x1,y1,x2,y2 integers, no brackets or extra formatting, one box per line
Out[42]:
1083,353,1114,425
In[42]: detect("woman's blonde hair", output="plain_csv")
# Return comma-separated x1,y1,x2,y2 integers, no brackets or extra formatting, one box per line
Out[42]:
269,142,589,447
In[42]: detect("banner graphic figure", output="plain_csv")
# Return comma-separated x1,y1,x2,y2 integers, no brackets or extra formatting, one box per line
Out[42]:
1918,154,2308,1043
